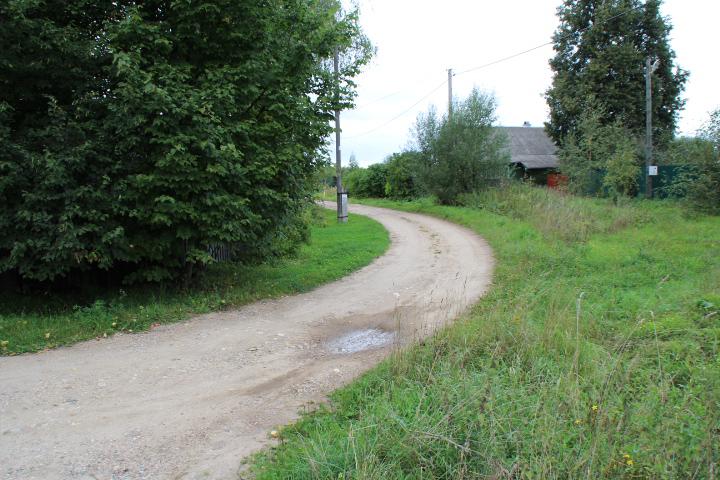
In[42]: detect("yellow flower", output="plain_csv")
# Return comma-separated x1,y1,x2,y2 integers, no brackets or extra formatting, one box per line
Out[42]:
623,454,631,459
44,332,51,339
574,419,582,425
592,405,598,412
626,459,634,466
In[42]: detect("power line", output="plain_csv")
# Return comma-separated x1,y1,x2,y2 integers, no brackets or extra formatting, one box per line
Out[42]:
455,42,552,76
347,2,646,137
345,79,447,139
353,87,413,110
455,2,645,76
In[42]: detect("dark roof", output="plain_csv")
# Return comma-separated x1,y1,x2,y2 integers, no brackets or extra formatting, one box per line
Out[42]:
497,126,559,170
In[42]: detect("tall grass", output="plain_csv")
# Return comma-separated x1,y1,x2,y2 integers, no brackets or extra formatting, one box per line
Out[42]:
252,186,719,479
458,183,656,242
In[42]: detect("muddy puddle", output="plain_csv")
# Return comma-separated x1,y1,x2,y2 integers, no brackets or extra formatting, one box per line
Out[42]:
327,328,396,354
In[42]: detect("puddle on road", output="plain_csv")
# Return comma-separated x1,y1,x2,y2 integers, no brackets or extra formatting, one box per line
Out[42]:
327,329,396,354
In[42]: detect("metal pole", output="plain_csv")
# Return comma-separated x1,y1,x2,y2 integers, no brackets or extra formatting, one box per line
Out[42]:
645,56,653,199
447,68,453,117
334,48,347,222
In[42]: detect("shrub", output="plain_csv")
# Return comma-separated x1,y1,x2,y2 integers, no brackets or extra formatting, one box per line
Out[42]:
345,163,387,198
558,99,641,197
384,151,421,199
666,109,720,214
412,89,509,204
659,137,715,166
687,109,720,214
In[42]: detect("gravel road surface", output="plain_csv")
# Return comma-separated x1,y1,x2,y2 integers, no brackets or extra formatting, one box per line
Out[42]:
0,204,494,479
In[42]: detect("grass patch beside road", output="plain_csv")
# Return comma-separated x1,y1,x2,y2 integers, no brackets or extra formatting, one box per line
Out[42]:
252,188,719,479
0,208,389,355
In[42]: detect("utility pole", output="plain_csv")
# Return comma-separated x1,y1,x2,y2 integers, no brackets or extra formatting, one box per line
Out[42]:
447,68,453,117
334,48,348,222
645,56,659,199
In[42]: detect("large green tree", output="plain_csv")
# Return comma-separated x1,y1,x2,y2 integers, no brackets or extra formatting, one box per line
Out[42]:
545,0,687,146
0,0,370,284
0,1,129,282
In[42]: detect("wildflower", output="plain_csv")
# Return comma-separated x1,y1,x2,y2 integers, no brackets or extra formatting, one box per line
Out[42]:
574,419,582,425
592,405,598,412
623,454,631,459
44,332,51,339
626,459,634,466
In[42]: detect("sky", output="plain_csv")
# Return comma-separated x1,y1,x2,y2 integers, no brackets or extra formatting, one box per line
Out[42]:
335,0,720,167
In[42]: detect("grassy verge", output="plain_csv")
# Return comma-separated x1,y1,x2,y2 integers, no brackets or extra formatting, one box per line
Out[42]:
252,187,719,478
0,208,389,355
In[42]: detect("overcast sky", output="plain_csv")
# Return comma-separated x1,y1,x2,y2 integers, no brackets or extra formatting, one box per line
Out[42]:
335,0,720,167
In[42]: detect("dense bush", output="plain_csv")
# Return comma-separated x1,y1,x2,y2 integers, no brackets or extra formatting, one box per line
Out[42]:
345,163,387,198
0,1,370,284
384,151,421,199
668,109,720,214
559,99,641,198
412,88,509,204
659,137,716,166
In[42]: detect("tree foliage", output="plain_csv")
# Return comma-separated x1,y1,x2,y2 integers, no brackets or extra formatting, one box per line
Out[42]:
671,109,720,214
384,151,422,199
659,137,716,166
558,99,640,197
0,0,371,284
413,89,508,205
546,0,687,146
345,163,387,198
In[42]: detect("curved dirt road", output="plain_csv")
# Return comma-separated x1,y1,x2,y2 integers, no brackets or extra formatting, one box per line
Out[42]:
0,204,494,480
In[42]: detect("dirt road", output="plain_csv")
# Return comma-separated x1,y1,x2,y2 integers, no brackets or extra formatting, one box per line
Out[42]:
0,204,494,480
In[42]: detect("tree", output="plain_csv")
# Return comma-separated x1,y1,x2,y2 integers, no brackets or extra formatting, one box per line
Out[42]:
673,108,720,214
545,0,687,147
603,135,640,199
384,151,421,199
344,163,387,198
0,1,130,282
0,0,371,285
558,99,640,196
413,88,508,205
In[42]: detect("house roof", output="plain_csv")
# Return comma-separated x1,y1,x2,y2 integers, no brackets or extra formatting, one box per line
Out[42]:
497,126,559,170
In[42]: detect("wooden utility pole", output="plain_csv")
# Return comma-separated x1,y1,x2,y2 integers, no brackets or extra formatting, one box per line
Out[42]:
334,48,348,222
447,68,453,117
645,56,658,199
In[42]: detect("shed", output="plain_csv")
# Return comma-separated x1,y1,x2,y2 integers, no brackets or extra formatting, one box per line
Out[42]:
497,125,559,184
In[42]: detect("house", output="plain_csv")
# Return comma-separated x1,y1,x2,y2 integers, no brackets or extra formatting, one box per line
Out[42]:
497,123,560,185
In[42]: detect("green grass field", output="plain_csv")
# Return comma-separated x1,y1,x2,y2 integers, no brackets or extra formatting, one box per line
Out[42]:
0,208,389,355
252,187,719,479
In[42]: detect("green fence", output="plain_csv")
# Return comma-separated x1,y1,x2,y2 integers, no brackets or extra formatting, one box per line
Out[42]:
637,165,687,198
585,165,687,198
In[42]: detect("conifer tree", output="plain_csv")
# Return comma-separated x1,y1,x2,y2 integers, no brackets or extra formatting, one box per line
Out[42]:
545,0,687,146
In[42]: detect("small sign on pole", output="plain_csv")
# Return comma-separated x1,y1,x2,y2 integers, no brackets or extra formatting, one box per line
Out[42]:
648,165,658,176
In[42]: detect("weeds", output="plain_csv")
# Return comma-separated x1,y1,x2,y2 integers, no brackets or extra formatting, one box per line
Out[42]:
458,183,658,242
